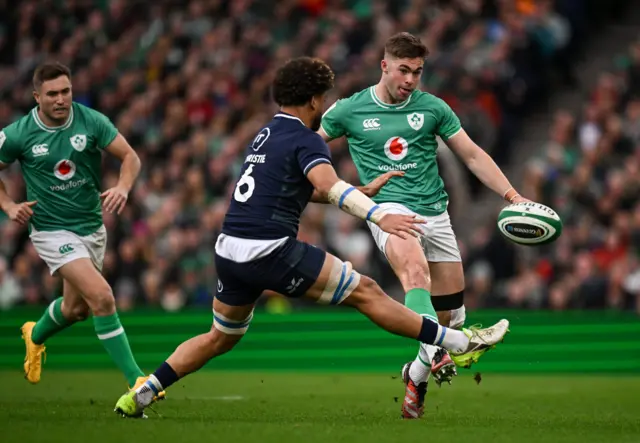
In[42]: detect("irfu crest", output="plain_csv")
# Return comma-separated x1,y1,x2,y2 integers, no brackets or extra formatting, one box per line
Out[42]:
407,113,424,131
70,134,87,152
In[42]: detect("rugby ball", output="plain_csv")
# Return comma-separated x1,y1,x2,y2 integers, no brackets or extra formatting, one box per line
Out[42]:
497,202,563,246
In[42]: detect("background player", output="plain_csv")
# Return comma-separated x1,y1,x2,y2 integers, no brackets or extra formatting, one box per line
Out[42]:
319,32,528,418
0,62,159,394
114,57,509,419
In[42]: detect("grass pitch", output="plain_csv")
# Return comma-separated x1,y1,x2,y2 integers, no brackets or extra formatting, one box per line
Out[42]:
1,370,638,443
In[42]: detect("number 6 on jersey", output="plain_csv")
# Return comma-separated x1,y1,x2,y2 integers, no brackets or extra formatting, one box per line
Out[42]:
234,164,256,203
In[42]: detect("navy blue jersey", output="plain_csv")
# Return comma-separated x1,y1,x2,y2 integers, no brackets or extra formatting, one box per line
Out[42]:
222,113,332,240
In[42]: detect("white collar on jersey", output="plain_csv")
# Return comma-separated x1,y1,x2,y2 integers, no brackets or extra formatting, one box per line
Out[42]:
274,113,304,126
31,106,75,133
369,86,413,110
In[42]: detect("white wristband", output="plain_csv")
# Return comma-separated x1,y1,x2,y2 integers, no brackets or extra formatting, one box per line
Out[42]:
327,180,385,223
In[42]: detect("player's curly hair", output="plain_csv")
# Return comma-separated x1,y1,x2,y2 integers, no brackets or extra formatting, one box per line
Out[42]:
33,62,72,90
385,32,429,59
272,57,335,106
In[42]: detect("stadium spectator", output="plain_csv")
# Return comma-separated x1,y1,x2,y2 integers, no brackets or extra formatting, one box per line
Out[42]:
0,0,636,314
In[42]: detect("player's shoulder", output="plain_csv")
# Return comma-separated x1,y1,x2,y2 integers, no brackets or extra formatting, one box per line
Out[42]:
291,121,325,147
71,102,104,119
1,108,37,144
412,89,449,108
264,114,324,149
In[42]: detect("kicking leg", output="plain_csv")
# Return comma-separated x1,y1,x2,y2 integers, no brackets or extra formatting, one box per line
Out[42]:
115,298,254,418
302,252,504,352
57,258,145,387
304,252,508,418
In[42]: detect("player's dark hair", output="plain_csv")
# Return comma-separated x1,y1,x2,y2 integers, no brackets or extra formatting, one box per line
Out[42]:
33,62,72,90
272,57,335,106
384,32,429,59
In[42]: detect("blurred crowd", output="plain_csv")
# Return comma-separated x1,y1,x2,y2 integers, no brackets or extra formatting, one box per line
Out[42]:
0,0,637,313
467,39,640,313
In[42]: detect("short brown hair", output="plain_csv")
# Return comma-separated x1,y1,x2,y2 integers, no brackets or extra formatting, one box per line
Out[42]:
384,32,429,59
272,57,335,106
33,62,72,90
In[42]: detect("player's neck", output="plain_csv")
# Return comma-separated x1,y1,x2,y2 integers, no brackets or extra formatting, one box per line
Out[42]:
37,106,69,128
279,107,310,128
374,82,403,105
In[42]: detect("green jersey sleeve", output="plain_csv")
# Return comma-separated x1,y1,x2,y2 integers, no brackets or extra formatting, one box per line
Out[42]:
435,99,462,141
0,126,21,164
88,108,118,150
320,99,349,139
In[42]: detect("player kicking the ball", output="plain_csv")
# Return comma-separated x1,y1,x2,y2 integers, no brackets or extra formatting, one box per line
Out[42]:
0,62,162,396
319,32,528,418
114,57,509,419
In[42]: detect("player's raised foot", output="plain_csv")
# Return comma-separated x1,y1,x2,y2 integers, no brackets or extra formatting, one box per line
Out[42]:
431,348,457,387
450,319,510,369
114,391,147,419
21,321,46,384
400,362,427,419
130,376,166,402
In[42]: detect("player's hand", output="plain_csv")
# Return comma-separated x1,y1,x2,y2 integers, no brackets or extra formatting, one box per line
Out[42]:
6,201,37,225
362,171,404,197
510,195,532,204
100,185,129,214
377,213,425,240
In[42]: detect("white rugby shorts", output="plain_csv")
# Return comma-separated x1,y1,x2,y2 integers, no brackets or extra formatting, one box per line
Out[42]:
30,225,107,275
367,203,461,262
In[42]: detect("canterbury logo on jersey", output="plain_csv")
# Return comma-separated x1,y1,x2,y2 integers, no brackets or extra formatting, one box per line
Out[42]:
362,118,381,131
59,244,74,255
31,144,49,157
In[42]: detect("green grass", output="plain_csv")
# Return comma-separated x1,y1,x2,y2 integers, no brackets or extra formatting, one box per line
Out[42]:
1,370,639,443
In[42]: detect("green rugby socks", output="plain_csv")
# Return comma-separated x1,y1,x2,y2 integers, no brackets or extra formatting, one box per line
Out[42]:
31,298,73,344
94,313,144,386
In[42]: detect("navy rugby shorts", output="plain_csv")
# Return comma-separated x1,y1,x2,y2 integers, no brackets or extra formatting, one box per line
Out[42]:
215,237,326,306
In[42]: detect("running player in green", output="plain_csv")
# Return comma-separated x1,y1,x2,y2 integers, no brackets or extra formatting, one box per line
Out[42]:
0,62,162,397
319,32,528,419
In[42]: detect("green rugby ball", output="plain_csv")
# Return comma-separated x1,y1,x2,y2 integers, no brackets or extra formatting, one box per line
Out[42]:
497,202,563,246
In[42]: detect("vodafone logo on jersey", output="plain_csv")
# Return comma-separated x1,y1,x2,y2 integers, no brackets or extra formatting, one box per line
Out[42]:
54,159,76,181
384,136,409,161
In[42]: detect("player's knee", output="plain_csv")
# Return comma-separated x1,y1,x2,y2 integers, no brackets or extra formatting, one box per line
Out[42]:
61,300,90,322
70,304,90,321
400,262,430,289
204,329,240,355
86,285,116,316
360,275,384,297
349,275,386,307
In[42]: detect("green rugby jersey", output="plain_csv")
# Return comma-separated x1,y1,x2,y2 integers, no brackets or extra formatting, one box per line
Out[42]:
321,86,462,216
0,102,118,236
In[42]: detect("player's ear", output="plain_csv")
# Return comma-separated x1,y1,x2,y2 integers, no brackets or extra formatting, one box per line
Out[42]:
381,59,388,74
310,94,321,111
32,90,40,105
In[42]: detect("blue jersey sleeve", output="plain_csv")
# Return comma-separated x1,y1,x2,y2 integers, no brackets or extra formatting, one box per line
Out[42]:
296,133,332,176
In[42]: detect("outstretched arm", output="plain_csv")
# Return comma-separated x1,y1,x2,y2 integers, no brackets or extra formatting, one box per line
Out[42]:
101,133,141,214
445,129,528,204
310,170,404,203
306,163,421,240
